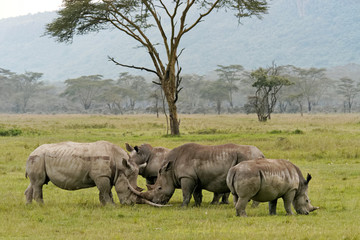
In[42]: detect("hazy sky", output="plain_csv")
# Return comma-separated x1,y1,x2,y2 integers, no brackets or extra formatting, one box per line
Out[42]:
0,0,62,19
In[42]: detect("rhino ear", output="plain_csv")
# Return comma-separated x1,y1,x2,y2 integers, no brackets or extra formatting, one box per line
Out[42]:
122,158,130,168
306,173,312,184
134,146,139,153
125,143,134,152
164,161,173,171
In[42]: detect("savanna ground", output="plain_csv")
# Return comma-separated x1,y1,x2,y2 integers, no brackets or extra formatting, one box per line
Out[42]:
0,114,359,239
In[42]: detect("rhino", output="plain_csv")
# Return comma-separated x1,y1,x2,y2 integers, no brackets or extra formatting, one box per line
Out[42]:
126,143,231,204
129,143,265,207
125,143,170,185
226,158,319,216
25,141,162,206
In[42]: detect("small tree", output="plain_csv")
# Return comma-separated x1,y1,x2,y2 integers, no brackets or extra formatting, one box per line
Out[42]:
61,75,110,110
337,77,360,113
0,68,16,112
215,64,244,108
117,73,148,111
249,64,292,122
200,80,228,115
97,80,124,114
291,67,330,112
14,72,44,113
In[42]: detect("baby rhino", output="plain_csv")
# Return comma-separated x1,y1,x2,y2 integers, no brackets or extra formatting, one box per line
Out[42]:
226,158,318,217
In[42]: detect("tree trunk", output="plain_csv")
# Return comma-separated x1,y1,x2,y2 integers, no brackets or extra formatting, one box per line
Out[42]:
169,103,180,135
217,100,221,115
307,100,312,112
162,63,180,135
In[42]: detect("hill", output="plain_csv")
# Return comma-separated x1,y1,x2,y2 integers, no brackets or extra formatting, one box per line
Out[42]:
0,0,359,82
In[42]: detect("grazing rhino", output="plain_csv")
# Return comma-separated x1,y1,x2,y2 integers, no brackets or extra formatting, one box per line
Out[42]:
25,141,161,206
226,158,319,216
129,143,265,207
126,143,231,204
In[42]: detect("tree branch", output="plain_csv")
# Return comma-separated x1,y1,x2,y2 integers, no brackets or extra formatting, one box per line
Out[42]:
108,56,160,78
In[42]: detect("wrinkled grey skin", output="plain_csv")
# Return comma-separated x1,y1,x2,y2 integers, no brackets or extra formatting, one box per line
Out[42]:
130,143,265,207
126,143,230,204
25,141,152,206
226,158,319,216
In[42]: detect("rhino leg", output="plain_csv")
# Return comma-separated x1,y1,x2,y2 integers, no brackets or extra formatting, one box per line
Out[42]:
180,177,197,207
210,193,221,205
94,177,114,205
235,197,250,217
220,193,230,204
193,186,202,207
232,193,238,206
283,190,296,215
33,184,44,204
269,199,278,215
251,200,260,208
25,183,34,204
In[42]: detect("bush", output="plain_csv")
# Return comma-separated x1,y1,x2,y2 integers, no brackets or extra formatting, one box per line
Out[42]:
0,128,22,136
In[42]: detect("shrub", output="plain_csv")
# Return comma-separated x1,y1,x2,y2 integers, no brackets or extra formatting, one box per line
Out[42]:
0,128,22,136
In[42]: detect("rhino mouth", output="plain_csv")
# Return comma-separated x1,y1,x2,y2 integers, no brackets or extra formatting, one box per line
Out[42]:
126,179,168,207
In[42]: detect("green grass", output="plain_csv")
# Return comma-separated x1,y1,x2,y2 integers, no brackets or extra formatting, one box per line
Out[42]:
0,114,359,239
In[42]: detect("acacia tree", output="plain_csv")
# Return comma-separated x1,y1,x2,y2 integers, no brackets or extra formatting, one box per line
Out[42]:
0,68,16,111
215,64,244,108
45,0,268,135
61,75,111,110
14,72,44,113
249,64,292,122
291,67,330,112
200,80,228,115
117,72,148,111
337,77,360,113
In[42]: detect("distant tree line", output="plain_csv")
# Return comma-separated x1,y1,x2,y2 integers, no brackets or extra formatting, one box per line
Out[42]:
1,64,359,118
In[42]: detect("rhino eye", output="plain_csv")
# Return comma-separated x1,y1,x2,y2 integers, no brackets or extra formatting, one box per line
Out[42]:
306,199,309,203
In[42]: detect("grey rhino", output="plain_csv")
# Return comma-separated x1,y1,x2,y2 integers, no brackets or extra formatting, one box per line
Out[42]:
25,141,161,206
126,143,231,204
126,143,170,185
226,158,319,216
129,143,265,207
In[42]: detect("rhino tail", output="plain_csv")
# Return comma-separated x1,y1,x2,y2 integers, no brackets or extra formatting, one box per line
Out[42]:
226,168,237,195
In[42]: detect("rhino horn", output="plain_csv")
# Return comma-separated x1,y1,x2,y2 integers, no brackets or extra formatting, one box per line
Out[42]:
310,206,319,212
138,197,171,207
127,179,153,200
146,184,155,191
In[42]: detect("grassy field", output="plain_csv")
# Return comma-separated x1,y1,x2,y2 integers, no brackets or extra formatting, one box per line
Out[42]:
0,114,359,239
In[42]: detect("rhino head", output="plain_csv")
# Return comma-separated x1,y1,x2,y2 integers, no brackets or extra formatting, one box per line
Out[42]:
293,174,319,215
114,158,143,203
126,143,153,175
128,160,176,205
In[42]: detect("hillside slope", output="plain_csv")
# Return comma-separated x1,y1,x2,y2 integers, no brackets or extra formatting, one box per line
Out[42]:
0,0,359,81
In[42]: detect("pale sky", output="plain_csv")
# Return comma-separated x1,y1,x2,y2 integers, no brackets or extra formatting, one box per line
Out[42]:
0,0,63,20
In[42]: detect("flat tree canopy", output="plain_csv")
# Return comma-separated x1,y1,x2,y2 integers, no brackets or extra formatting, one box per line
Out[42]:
45,0,268,135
